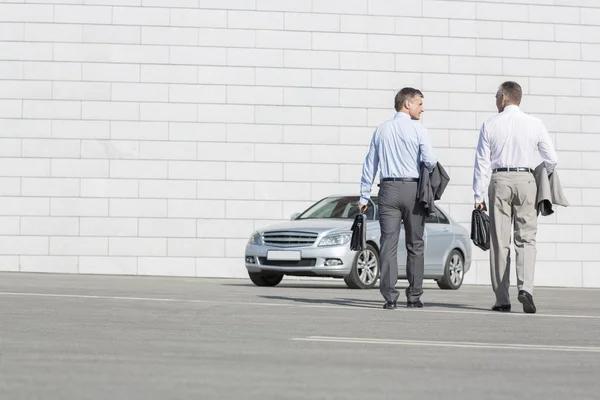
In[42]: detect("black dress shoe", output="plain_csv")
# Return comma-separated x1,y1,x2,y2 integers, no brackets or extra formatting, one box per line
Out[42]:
518,290,536,314
406,300,424,308
491,304,511,312
383,301,397,309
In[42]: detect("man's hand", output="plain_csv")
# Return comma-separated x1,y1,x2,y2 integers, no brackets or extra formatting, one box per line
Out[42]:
357,204,368,213
474,202,486,211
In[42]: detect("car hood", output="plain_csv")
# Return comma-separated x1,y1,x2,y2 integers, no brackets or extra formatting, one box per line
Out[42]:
259,219,353,235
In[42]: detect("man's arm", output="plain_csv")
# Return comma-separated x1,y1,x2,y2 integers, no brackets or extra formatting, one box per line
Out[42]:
538,123,558,174
418,125,437,172
359,130,379,206
473,122,491,205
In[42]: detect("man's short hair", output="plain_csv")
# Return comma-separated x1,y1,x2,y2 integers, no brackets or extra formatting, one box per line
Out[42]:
499,81,522,104
395,87,423,112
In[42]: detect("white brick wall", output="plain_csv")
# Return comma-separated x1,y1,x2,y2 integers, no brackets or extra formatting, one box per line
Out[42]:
1,0,599,288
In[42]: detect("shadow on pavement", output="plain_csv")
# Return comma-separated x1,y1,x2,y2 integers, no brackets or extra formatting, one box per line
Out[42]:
259,295,492,312
259,295,377,308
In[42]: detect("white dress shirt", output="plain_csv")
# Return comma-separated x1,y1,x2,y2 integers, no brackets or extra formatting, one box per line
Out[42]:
359,112,437,205
473,105,559,203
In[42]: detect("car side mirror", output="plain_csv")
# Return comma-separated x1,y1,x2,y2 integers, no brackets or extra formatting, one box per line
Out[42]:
290,212,300,220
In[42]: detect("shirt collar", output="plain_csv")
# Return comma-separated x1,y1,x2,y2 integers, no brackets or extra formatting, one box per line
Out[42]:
503,104,520,113
394,111,411,119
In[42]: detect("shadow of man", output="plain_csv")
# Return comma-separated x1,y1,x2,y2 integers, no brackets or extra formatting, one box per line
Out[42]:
260,295,491,312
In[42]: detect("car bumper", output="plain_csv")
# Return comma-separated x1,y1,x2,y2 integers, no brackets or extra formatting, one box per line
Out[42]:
244,243,356,277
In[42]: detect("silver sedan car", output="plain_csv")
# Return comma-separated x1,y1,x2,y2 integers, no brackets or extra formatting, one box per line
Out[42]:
245,195,472,290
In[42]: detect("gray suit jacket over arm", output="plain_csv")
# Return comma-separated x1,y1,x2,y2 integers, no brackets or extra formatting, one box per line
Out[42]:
533,162,569,216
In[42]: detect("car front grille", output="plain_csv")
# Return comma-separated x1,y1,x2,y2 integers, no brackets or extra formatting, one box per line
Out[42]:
263,231,318,248
258,258,317,267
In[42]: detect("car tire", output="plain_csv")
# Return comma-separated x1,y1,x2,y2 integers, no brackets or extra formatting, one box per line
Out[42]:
344,244,380,289
437,249,464,290
248,272,284,287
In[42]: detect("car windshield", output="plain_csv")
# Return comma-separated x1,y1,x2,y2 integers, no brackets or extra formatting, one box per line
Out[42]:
297,196,375,220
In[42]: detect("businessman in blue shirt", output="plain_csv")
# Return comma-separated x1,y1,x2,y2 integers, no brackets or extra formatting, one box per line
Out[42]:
358,87,437,309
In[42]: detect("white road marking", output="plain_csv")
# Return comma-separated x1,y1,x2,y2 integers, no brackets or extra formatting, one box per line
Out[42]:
291,336,600,353
0,291,599,320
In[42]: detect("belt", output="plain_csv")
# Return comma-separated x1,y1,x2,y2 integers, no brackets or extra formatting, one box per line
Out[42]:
380,177,419,182
493,167,533,173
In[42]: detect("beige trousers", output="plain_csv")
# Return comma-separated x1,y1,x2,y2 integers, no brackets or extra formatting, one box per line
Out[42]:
488,172,538,306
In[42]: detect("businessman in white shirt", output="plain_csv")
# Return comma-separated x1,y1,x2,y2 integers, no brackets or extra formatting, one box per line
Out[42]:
473,81,558,314
359,87,437,309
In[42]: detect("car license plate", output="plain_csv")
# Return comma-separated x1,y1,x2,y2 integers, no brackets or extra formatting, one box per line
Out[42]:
267,250,301,261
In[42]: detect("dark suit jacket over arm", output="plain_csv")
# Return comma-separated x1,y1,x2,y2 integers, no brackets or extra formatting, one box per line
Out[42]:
417,162,450,216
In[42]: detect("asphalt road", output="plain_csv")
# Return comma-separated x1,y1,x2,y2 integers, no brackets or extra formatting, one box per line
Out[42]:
1,272,599,400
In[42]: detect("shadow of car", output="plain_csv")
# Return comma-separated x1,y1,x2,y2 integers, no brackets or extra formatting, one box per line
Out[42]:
245,195,472,290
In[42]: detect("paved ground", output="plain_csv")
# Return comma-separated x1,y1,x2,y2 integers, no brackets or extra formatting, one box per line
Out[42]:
1,272,599,400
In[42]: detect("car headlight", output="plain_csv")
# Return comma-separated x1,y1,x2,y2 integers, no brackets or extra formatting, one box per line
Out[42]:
248,231,263,245
318,233,351,247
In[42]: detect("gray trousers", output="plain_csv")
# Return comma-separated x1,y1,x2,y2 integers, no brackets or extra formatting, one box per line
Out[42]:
488,172,538,306
378,181,425,303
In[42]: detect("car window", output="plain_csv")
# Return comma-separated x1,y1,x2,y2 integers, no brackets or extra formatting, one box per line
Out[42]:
298,196,374,220
425,213,438,224
436,207,450,224
341,202,354,218
305,201,337,218
366,200,376,220
370,197,379,220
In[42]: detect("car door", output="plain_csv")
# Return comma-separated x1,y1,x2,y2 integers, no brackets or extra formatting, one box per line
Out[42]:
424,207,454,277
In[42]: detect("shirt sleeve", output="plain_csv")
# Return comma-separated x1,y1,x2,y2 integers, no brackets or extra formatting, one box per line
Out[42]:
473,122,491,204
538,122,558,174
418,124,437,172
359,130,379,206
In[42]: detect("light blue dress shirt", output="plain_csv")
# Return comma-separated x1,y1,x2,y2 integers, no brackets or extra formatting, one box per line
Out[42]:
359,112,437,205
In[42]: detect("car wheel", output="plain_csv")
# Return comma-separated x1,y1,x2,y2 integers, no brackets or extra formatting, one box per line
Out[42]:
437,249,464,290
248,272,284,287
344,244,380,289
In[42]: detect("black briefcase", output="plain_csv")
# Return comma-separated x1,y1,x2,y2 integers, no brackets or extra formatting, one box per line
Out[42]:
470,209,490,251
350,212,367,251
